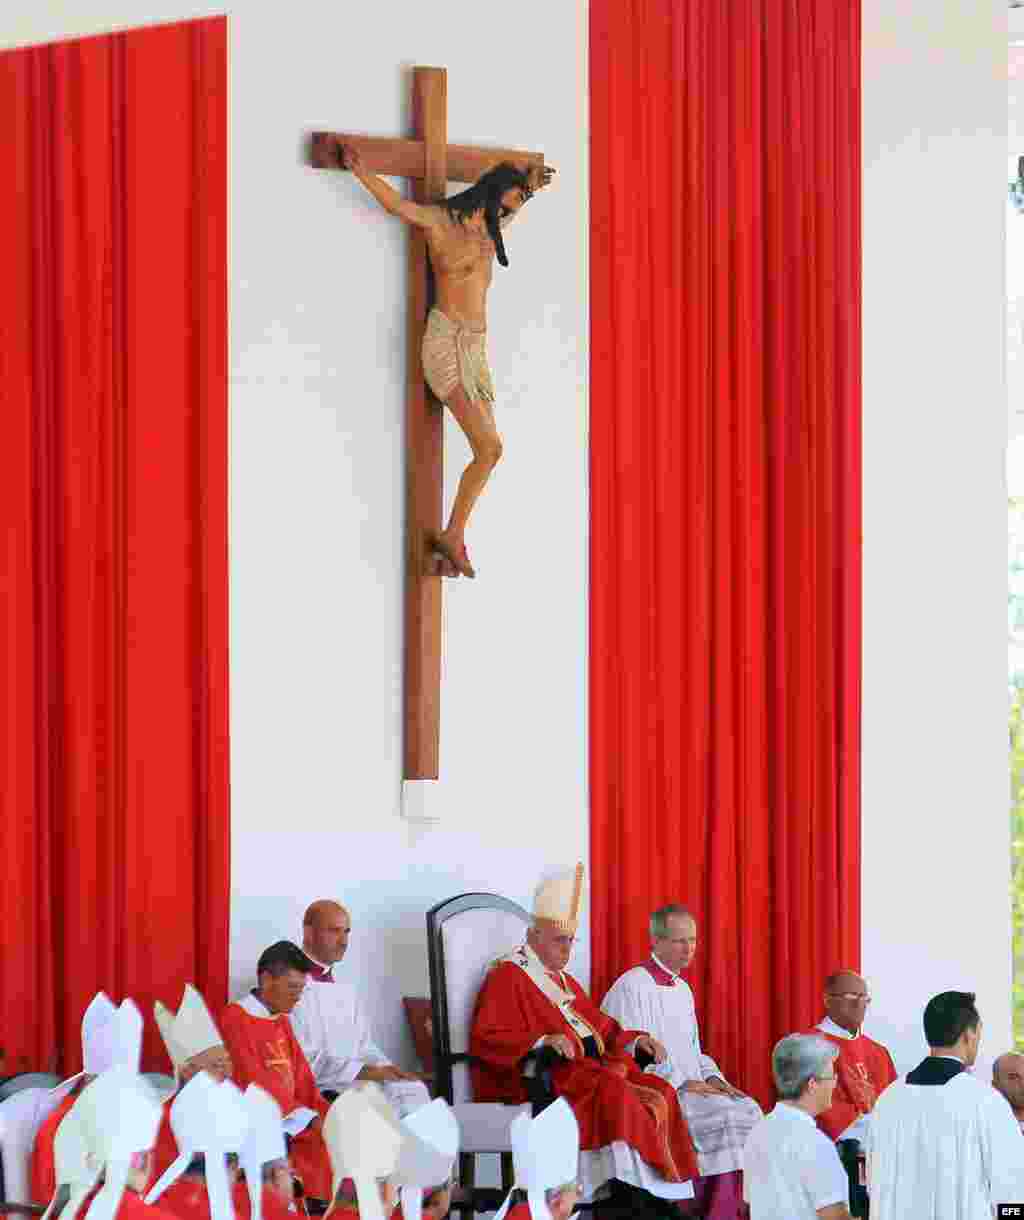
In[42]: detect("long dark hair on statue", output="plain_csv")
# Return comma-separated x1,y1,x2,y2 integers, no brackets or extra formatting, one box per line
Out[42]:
442,161,532,268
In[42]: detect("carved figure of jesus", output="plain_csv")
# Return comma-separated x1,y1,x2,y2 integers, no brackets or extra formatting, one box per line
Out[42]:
339,142,554,579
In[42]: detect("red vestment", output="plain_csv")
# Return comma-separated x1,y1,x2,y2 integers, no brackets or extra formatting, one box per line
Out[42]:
470,961,698,1183
805,1027,897,1140
156,1177,293,1220
220,1000,331,1201
30,1089,78,1204
330,1210,406,1219
71,1187,179,1220
153,1099,180,1179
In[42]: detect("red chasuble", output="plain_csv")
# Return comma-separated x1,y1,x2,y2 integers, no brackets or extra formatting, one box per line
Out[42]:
470,960,698,1183
153,1100,180,1179
220,1000,332,1201
330,1208,406,1219
806,1027,897,1140
30,1089,78,1204
72,1188,179,1220
155,1177,294,1220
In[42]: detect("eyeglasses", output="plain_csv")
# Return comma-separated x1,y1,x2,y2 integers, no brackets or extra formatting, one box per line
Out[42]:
827,992,871,1003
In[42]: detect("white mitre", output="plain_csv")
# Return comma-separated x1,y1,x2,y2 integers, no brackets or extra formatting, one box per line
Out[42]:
493,1098,580,1220
75,1068,164,1220
154,983,224,1081
239,1085,287,1220
323,1084,403,1220
146,1072,251,1220
533,863,585,934
392,1099,459,1220
62,992,144,1086
43,993,145,1157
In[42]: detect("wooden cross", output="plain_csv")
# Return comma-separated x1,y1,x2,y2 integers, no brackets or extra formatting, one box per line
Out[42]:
309,67,545,781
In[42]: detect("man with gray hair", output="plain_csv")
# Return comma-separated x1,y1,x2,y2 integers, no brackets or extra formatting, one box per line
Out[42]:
601,904,762,1219
741,1034,851,1220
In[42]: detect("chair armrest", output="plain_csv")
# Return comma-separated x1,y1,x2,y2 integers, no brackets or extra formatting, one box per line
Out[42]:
633,1044,655,1070
520,1045,560,1115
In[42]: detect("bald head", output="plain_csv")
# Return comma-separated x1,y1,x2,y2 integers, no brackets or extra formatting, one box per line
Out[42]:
302,899,351,965
994,1052,1024,1115
823,969,871,1036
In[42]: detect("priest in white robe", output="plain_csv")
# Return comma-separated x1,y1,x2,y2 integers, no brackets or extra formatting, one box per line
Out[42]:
288,899,431,1117
601,904,762,1220
868,990,1024,1220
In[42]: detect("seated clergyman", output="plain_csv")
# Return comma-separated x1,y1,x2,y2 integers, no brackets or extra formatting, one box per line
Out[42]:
289,899,430,1116
32,992,143,1205
993,1051,1024,1134
804,970,897,1141
152,984,236,1179
601,904,763,1220
60,1067,179,1220
219,940,333,1203
323,1085,458,1220
492,1098,580,1220
144,1072,251,1220
741,1035,852,1220
470,865,698,1207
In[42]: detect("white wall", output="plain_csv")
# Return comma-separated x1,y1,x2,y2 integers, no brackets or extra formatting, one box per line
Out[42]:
1,0,590,1069
861,0,1011,1072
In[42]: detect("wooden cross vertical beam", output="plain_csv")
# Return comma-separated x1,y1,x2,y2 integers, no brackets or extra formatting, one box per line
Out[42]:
309,68,546,782
404,67,446,780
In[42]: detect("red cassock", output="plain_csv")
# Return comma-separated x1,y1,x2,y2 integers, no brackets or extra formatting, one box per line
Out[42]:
805,1028,898,1140
71,1188,179,1220
327,1209,406,1219
153,1099,179,1179
470,962,698,1184
219,1002,332,1201
155,1177,295,1220
31,1089,78,1204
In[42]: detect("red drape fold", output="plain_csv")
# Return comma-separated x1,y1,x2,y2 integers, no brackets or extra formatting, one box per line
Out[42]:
589,0,861,1109
0,17,229,1075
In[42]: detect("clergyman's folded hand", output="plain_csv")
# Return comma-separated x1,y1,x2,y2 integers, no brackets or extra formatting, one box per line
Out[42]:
682,1079,719,1097
634,1035,667,1063
541,1034,577,1059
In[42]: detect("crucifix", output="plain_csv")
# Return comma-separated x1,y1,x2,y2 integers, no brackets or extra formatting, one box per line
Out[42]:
310,66,550,781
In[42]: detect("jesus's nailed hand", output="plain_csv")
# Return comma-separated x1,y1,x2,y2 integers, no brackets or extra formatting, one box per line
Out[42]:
338,141,363,174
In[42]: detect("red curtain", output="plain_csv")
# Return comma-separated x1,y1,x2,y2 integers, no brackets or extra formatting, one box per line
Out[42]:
589,0,861,1108
0,17,229,1076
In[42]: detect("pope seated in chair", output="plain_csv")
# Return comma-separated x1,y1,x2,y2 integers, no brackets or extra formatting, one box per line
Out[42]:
469,865,698,1210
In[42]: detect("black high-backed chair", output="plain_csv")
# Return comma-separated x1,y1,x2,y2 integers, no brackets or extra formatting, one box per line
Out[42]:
427,893,561,1218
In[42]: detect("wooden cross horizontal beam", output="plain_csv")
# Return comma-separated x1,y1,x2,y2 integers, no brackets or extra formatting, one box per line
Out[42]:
309,131,544,185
